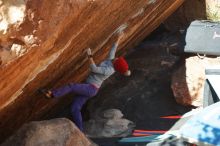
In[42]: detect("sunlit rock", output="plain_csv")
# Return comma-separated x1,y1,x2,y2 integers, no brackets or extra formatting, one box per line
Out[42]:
171,56,220,106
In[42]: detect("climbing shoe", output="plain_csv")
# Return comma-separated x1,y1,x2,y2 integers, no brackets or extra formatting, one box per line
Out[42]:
38,89,54,99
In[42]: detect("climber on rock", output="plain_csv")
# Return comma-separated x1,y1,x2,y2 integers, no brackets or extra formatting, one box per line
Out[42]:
39,32,131,131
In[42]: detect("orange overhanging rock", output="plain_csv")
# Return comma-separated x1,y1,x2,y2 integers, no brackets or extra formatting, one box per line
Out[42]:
0,0,184,142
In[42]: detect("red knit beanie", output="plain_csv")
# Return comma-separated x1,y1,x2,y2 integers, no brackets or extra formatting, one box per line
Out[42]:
113,57,129,74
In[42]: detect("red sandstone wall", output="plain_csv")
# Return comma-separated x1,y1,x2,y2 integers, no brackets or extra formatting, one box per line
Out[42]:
0,0,184,142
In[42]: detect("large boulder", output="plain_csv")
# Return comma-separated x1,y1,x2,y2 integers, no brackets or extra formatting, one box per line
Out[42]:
0,0,184,142
171,56,220,106
1,118,97,146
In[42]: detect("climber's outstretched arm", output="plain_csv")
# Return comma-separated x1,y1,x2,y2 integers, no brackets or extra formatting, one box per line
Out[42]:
108,32,124,60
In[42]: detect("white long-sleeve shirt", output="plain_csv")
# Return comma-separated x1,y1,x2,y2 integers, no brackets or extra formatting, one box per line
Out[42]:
86,43,118,87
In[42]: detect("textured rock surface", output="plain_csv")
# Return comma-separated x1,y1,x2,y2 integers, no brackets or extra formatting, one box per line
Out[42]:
0,0,184,142
1,118,97,146
84,109,135,138
171,56,220,106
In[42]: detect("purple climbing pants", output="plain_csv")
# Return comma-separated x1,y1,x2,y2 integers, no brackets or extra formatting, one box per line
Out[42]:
51,83,98,131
